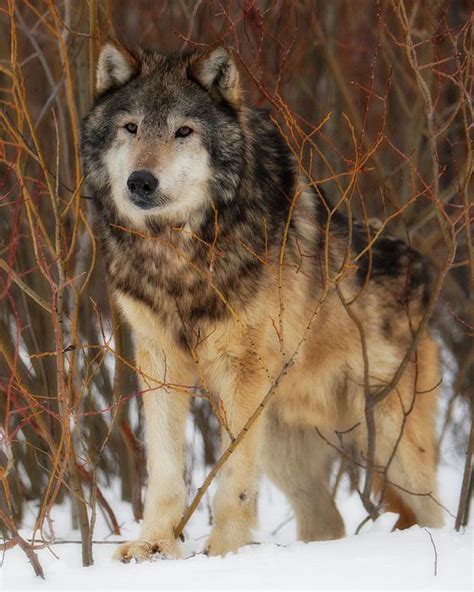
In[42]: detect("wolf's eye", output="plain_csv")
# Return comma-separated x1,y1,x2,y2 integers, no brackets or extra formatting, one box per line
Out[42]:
175,126,193,139
124,122,138,135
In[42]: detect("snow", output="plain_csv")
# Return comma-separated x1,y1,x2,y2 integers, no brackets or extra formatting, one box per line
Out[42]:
1,402,472,591
2,526,472,591
1,472,472,591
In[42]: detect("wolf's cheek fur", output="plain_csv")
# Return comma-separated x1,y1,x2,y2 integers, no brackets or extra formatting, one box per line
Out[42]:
157,140,212,220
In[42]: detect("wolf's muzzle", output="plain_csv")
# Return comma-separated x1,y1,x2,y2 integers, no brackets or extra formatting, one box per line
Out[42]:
127,170,159,209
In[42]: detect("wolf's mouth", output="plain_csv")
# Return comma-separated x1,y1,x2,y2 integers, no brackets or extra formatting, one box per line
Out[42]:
129,193,167,211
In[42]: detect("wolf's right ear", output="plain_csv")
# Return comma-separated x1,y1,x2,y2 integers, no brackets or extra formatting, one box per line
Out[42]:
96,39,139,94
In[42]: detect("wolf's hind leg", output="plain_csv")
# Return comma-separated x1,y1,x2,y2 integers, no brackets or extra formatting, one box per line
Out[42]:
367,336,444,529
373,476,417,529
370,405,444,529
262,410,345,541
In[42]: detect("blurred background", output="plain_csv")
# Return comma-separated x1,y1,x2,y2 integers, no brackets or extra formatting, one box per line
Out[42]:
0,0,472,571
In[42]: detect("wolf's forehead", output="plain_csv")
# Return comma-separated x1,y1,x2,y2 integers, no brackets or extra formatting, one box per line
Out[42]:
133,77,204,127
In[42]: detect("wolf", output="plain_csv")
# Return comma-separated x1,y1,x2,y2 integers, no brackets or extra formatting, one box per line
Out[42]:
80,39,444,562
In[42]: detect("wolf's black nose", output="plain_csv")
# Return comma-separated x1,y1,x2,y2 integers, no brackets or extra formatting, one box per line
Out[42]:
127,170,158,200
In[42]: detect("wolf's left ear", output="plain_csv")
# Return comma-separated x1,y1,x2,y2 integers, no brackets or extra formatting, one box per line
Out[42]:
190,47,241,106
96,39,139,94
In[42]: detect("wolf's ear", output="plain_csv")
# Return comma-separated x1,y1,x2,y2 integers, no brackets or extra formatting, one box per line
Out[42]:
190,47,241,106
96,39,138,94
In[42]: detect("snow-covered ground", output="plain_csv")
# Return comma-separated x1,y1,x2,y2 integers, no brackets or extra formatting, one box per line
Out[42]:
2,523,472,591
1,399,472,591
1,462,472,591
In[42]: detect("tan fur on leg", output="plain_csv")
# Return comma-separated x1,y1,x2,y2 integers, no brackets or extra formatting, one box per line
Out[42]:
114,298,196,562
263,408,345,541
200,325,268,556
356,335,444,528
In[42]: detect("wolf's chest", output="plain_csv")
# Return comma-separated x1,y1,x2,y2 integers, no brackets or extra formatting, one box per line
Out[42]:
107,235,229,324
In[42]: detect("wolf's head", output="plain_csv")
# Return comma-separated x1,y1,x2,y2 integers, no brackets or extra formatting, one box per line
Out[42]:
81,40,245,228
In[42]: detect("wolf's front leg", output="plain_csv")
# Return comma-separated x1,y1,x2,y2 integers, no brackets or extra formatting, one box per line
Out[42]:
114,340,193,563
205,366,266,556
206,423,263,556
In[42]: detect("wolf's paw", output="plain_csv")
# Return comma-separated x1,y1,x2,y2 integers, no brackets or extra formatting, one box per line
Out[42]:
113,538,180,563
204,527,251,557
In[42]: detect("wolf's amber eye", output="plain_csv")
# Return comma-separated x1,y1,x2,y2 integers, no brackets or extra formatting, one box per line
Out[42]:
124,122,138,135
175,126,193,139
